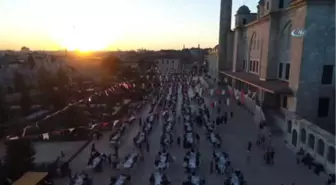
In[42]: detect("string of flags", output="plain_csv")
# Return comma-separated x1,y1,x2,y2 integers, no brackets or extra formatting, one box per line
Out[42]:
9,80,139,141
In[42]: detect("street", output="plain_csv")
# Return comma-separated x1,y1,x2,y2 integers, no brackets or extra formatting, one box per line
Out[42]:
55,76,326,185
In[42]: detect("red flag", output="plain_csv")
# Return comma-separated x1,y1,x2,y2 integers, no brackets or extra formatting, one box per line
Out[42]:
216,89,221,95
102,122,109,127
241,90,245,104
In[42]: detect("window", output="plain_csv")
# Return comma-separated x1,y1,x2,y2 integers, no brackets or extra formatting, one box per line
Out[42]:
308,134,315,149
300,128,306,143
252,61,255,72
287,120,292,133
285,63,290,80
321,65,334,84
243,60,246,70
318,97,330,117
317,139,325,156
253,38,256,49
249,60,259,73
166,60,169,64
278,0,284,8
172,60,174,64
327,147,335,164
266,2,269,10
278,63,283,78
282,96,288,108
243,19,246,24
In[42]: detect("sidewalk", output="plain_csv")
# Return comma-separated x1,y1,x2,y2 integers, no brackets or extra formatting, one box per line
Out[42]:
199,77,327,185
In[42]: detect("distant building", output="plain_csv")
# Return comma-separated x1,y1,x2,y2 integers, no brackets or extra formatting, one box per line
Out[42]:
207,45,219,81
0,52,76,94
21,46,30,52
156,55,181,74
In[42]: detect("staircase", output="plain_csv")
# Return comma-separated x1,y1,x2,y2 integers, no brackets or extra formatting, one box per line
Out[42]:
262,107,284,136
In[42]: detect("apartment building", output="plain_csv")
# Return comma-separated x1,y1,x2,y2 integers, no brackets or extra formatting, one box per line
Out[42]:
156,55,181,74
218,0,335,173
207,45,219,81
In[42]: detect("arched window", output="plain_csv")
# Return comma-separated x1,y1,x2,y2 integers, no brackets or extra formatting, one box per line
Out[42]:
279,21,292,63
250,32,256,51
317,139,325,156
327,147,335,164
286,24,292,49
308,134,315,149
300,128,306,144
292,130,298,146
287,120,292,133
253,36,256,49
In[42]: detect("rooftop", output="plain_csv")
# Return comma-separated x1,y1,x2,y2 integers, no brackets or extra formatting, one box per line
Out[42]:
220,70,292,94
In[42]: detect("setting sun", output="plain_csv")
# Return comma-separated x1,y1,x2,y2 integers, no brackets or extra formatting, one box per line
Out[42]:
52,23,117,51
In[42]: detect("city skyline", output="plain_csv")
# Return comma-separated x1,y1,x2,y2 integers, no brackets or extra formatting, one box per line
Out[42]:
0,0,258,51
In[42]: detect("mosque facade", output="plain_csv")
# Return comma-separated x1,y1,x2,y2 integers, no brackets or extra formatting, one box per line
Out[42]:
217,0,335,173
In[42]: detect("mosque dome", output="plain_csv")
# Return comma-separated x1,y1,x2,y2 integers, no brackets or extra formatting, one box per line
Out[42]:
237,5,251,14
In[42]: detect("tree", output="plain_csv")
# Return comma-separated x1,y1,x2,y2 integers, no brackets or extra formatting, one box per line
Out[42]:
36,67,69,109
4,139,36,181
101,55,121,76
55,68,69,88
14,72,32,115
62,107,86,128
0,87,9,125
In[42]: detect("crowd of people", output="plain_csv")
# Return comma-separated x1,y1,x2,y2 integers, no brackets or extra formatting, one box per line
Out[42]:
70,75,255,185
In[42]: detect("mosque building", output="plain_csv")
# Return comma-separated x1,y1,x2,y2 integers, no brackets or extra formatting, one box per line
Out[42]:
212,0,335,173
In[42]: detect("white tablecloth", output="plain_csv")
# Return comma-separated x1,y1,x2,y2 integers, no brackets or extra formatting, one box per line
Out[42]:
123,153,138,168
115,175,126,185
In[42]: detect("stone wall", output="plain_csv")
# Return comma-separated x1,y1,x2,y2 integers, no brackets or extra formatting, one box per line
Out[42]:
295,2,335,132
284,112,335,174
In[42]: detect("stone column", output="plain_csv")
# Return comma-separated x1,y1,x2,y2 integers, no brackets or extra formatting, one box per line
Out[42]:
218,0,232,70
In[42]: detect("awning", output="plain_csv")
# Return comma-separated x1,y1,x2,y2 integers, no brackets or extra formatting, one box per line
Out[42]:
113,120,120,127
13,172,48,185
220,70,292,94
128,116,135,122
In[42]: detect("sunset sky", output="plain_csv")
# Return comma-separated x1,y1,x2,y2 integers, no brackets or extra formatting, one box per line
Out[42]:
0,0,258,51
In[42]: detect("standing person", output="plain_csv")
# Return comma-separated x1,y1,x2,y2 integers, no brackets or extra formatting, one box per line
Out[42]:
210,159,214,174
195,133,200,145
114,145,119,159
270,147,275,165
61,151,65,158
247,141,252,151
107,154,112,167
177,136,181,146
268,133,273,148
246,141,252,164
91,143,96,153
216,116,220,126
223,112,228,124
146,139,150,153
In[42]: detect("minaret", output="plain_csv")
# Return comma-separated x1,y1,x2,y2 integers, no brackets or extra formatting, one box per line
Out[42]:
218,0,232,70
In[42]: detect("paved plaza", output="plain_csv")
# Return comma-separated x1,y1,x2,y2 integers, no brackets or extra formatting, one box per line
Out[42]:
52,77,326,185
